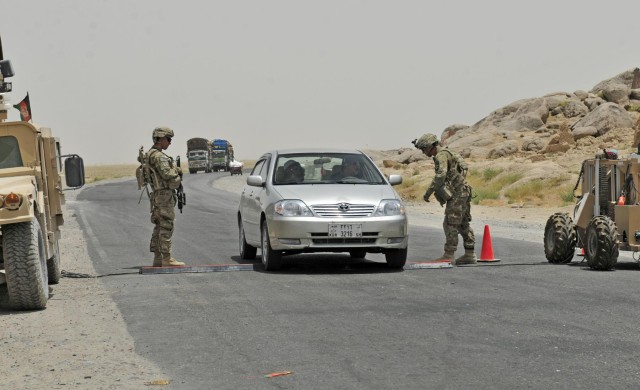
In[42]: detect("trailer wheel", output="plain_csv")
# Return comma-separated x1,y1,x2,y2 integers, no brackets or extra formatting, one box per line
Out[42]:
585,215,619,270
543,213,577,264
47,239,61,284
2,218,49,310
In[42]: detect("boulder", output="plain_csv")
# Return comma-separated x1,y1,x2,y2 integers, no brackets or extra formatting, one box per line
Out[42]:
584,96,606,111
487,140,518,159
602,83,630,104
572,126,598,140
590,68,637,93
630,89,640,100
574,90,589,100
571,102,634,136
440,124,469,146
561,98,589,118
521,138,545,151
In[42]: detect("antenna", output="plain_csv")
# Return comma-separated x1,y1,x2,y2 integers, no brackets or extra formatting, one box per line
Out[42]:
0,34,3,60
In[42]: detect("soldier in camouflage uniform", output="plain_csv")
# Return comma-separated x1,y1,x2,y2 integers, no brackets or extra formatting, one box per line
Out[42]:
413,133,477,265
147,127,185,267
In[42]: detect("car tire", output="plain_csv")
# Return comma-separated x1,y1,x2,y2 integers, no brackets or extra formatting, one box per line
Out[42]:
238,219,257,260
349,250,366,259
385,248,407,269
543,213,576,264
261,222,283,271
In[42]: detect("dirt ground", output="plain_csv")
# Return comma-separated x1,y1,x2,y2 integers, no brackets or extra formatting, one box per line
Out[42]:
0,188,169,389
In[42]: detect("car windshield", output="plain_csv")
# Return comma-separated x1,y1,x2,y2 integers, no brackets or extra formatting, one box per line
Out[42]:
273,153,386,185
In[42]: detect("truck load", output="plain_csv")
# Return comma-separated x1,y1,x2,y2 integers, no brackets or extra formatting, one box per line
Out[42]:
186,137,212,174
0,38,85,310
211,139,234,172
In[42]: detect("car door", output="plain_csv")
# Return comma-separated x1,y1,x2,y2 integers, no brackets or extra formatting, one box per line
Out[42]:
241,157,269,244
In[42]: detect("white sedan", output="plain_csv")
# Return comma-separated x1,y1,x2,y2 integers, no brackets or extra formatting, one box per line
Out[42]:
237,148,408,271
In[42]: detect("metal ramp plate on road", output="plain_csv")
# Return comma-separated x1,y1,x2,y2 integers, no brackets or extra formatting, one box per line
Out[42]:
139,260,452,275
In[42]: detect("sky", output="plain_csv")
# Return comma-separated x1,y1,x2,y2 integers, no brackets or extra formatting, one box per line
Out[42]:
2,0,639,164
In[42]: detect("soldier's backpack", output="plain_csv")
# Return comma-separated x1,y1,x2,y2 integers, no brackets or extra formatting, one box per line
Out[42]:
136,146,152,191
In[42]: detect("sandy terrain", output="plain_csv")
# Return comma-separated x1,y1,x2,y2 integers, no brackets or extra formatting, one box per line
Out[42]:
0,186,169,389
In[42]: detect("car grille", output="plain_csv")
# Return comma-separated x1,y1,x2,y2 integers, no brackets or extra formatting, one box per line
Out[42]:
311,204,375,217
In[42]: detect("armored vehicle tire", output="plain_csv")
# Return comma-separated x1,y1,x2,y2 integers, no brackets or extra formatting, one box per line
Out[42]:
47,239,61,284
238,219,257,260
261,222,283,271
543,213,577,264
3,218,49,310
385,248,408,269
585,216,619,271
349,250,367,259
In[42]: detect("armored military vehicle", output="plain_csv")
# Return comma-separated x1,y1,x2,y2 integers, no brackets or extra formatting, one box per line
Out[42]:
544,147,640,270
0,37,85,310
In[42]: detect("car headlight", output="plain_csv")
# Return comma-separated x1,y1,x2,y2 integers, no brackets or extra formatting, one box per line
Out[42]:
374,199,405,216
274,200,313,217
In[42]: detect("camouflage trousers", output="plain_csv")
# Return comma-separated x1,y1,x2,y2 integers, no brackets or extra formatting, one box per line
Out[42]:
149,189,176,256
442,185,475,253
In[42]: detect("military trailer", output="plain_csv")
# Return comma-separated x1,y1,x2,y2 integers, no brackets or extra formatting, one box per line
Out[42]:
0,38,85,310
544,148,640,270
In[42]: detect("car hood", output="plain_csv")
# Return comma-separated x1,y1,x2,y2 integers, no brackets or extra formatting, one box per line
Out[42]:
274,184,400,205
0,174,36,196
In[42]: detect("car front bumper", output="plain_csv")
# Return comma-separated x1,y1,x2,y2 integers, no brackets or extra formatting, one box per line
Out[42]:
266,215,408,251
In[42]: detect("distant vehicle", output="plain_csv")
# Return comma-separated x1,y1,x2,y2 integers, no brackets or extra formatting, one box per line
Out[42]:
0,40,85,310
211,139,233,172
186,137,212,174
237,148,408,271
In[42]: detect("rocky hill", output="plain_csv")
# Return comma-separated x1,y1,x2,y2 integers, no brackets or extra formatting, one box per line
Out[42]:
366,68,640,207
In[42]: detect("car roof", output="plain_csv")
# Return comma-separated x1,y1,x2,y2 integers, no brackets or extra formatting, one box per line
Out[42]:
267,148,364,156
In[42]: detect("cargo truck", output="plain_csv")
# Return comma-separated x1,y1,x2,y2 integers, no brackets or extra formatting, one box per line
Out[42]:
186,137,212,174
211,139,234,172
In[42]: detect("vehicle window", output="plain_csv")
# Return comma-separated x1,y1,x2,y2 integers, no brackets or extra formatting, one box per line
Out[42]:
0,136,24,168
274,153,385,185
250,159,266,177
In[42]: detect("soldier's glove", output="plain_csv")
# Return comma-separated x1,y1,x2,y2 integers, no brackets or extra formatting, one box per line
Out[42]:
423,192,431,203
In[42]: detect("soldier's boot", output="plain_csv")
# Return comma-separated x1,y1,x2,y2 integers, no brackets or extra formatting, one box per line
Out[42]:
161,253,185,267
430,250,455,262
152,252,163,267
454,249,477,265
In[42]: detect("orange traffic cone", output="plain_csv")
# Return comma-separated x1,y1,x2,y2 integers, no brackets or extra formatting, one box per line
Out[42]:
478,224,500,262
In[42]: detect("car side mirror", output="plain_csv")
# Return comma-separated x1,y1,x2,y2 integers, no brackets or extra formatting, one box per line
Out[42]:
64,155,85,189
247,175,265,187
388,174,402,186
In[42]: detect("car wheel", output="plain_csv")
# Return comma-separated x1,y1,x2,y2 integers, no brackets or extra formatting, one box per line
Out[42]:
349,250,366,259
238,219,256,260
261,222,283,271
385,248,407,269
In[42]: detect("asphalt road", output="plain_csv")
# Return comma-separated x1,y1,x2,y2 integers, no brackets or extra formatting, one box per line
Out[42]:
70,172,640,389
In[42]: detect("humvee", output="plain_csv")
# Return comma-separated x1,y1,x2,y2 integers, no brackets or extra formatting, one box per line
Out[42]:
0,38,85,310
544,148,640,270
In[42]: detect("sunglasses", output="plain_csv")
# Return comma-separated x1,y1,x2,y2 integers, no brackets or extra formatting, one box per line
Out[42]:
166,137,172,143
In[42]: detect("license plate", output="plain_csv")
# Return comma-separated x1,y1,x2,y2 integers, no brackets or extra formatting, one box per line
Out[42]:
328,224,362,238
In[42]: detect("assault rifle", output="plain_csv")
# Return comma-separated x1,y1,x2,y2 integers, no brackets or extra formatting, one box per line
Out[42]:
176,156,186,213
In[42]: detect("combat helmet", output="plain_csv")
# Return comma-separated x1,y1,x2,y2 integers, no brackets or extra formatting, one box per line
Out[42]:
412,133,438,149
152,126,174,140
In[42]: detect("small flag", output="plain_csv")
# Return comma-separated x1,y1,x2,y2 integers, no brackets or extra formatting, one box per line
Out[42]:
13,92,31,122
